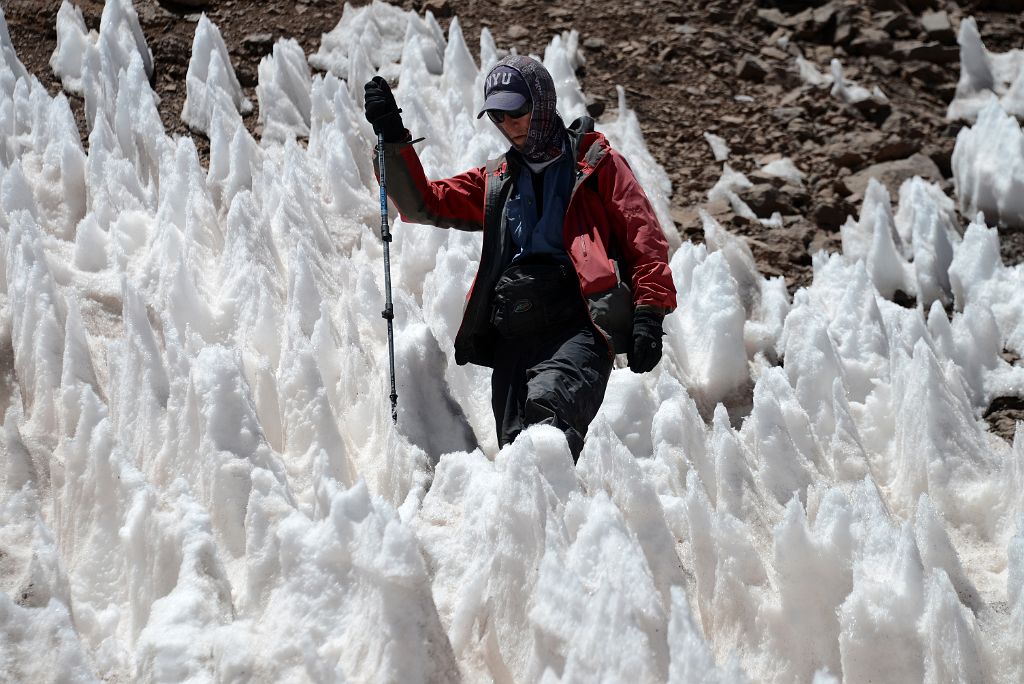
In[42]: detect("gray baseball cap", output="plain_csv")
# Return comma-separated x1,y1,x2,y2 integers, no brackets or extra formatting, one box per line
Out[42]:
477,65,531,118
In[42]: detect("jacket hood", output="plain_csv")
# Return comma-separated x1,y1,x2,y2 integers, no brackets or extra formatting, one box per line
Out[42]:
485,56,566,164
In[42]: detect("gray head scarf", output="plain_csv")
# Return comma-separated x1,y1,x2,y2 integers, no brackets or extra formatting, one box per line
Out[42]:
487,55,566,164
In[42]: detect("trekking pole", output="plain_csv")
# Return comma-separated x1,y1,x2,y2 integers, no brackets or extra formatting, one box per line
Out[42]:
376,133,398,423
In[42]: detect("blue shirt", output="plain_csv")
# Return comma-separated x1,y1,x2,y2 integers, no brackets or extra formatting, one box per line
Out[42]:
505,151,575,263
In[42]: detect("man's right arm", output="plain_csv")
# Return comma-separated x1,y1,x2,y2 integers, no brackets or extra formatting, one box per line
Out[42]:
373,141,486,231
364,76,485,231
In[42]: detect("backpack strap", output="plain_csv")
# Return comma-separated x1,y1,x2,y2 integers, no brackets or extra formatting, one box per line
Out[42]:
567,116,595,167
567,116,608,196
483,154,510,233
485,154,507,175
579,145,606,192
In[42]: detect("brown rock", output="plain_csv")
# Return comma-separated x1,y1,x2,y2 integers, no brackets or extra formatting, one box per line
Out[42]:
760,46,789,62
237,65,257,88
670,204,701,233
737,55,769,82
739,183,789,218
874,139,921,162
772,106,804,122
830,177,850,197
756,8,799,29
833,21,854,46
841,153,943,198
923,142,954,178
893,41,959,64
876,11,914,37
813,45,834,63
789,9,821,41
851,96,892,125
849,28,892,56
242,32,274,54
749,169,786,187
972,0,1024,8
782,184,811,209
788,118,815,141
810,228,842,254
779,88,806,106
781,217,815,244
860,130,886,149
873,58,899,77
422,0,453,17
813,199,856,228
903,61,947,84
984,396,1024,444
880,110,910,134
832,148,865,168
703,198,734,220
921,10,955,45
812,2,839,27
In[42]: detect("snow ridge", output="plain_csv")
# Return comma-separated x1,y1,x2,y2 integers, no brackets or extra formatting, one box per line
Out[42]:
0,2,1023,682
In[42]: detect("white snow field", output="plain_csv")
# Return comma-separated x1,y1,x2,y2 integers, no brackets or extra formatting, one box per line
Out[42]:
1,1,1024,681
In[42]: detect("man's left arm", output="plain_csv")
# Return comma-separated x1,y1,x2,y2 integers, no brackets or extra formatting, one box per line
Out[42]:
596,149,677,314
594,149,677,372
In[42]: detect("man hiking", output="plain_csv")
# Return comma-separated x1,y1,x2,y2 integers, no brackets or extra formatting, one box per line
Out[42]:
363,55,676,461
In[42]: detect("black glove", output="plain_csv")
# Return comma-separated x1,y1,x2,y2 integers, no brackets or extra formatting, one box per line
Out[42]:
363,76,406,143
628,309,664,373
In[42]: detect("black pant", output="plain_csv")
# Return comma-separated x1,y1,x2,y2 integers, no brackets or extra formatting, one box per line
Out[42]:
490,317,612,461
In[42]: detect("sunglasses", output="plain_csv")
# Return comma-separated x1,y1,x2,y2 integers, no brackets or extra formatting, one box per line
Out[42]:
487,102,532,124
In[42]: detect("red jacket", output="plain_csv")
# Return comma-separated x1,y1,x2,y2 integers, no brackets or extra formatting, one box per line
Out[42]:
376,123,676,367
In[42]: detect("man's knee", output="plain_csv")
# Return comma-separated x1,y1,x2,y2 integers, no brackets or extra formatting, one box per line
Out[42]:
523,393,584,459
524,369,572,421
524,375,589,458
523,391,559,426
